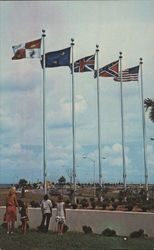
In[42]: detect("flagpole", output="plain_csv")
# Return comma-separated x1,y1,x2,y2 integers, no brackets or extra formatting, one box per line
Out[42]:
119,52,126,193
140,58,148,198
71,38,76,203
42,29,47,194
96,45,102,196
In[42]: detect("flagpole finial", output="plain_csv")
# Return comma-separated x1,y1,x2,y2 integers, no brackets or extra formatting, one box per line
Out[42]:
42,29,46,37
96,44,99,52
71,38,74,46
119,51,122,59
140,58,143,65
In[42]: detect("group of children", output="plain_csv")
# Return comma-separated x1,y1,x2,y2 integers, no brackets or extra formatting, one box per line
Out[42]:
5,188,66,236
39,193,66,236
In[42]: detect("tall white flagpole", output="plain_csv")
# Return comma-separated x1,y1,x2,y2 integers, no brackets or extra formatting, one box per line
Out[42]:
140,58,148,198
119,52,126,192
42,29,47,194
96,45,102,194
71,38,76,203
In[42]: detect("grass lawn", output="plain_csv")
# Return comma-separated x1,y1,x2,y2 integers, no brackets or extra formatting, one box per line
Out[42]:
0,228,154,250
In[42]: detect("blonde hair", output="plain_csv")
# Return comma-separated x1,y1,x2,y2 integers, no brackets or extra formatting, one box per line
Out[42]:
8,187,16,196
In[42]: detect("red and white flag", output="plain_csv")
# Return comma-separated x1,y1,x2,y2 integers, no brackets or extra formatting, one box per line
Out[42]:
12,38,41,60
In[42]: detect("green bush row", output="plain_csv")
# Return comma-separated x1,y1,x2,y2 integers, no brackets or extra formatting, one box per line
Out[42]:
82,226,148,238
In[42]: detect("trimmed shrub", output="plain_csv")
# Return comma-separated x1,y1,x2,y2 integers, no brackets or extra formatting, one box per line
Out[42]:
82,225,93,234
91,201,96,209
76,198,80,204
30,200,40,208
72,203,78,209
140,201,154,212
102,228,116,237
141,204,148,212
112,202,119,210
126,202,134,211
102,202,107,210
81,199,89,208
130,229,145,238
63,224,69,233
111,197,115,203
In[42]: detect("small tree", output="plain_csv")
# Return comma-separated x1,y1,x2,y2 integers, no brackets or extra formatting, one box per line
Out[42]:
144,98,154,123
102,202,107,210
58,176,66,194
58,176,66,186
112,202,119,210
19,178,27,188
19,179,27,198
81,198,89,208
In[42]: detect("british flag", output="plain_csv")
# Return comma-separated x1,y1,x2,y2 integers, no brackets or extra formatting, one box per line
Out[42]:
95,60,119,78
74,55,95,73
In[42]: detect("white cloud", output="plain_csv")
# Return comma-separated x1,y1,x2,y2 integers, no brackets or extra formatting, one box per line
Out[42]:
75,95,87,113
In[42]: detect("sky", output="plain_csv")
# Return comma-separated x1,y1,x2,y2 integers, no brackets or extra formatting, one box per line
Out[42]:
0,1,154,184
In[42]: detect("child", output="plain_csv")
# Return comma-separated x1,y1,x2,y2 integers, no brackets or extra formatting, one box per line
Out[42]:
55,194,66,236
39,194,52,232
20,201,29,235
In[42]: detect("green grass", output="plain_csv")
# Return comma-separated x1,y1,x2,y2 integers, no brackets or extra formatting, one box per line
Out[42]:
0,228,154,250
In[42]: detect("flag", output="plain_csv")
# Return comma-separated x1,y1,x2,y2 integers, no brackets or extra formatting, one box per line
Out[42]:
94,60,119,78
12,38,41,60
41,47,71,68
74,55,95,72
114,65,139,82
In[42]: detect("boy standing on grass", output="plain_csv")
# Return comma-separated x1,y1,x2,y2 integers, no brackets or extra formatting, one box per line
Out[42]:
55,194,66,237
39,194,52,232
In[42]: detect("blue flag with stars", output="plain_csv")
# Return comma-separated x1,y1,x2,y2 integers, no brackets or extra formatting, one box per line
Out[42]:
41,47,71,68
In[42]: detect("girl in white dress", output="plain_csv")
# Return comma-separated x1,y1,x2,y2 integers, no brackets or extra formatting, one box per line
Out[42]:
55,194,66,236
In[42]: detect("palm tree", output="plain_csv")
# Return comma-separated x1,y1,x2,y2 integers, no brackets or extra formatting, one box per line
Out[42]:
144,98,154,123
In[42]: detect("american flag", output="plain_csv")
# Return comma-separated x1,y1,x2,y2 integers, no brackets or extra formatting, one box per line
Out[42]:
74,55,95,72
95,60,119,78
114,65,139,82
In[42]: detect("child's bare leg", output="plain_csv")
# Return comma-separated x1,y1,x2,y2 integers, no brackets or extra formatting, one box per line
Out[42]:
61,223,64,235
7,222,10,233
22,221,24,232
11,221,15,233
58,222,61,236
23,221,27,235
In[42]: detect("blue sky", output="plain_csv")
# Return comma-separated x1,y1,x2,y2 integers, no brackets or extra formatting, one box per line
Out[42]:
0,1,154,184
